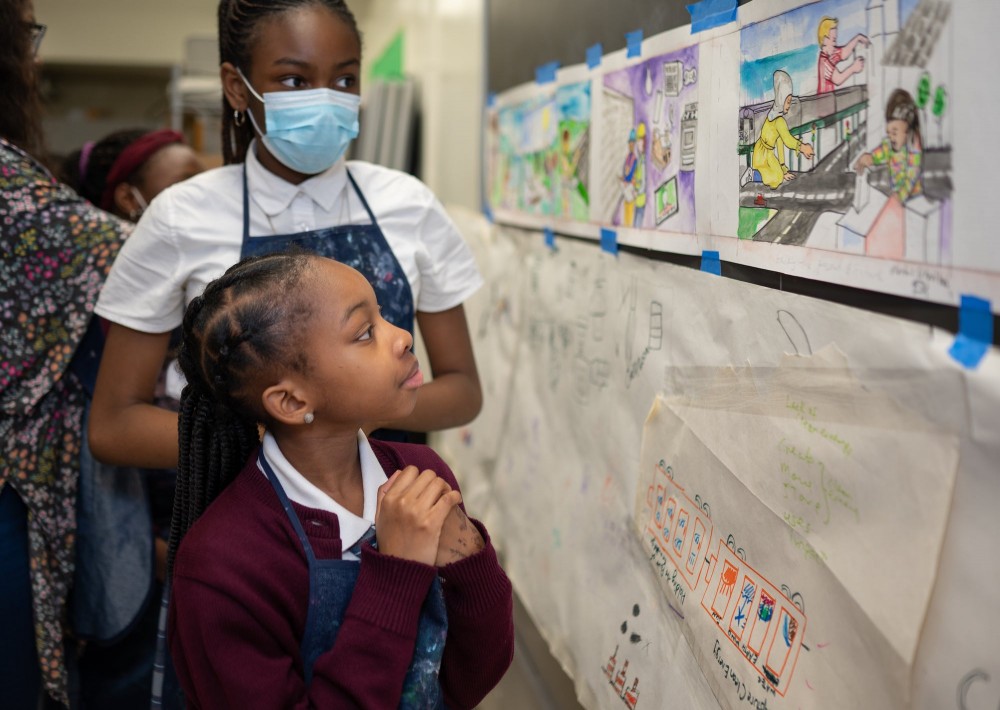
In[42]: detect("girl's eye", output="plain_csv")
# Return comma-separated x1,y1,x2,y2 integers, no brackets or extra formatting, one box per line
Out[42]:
334,75,357,90
357,324,374,342
280,76,306,89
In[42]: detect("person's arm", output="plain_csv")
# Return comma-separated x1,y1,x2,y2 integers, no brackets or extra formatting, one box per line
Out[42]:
88,323,179,468
844,34,870,57
388,305,482,432
437,518,514,708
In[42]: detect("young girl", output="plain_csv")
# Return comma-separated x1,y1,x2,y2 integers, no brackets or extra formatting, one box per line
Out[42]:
62,127,205,221
166,252,513,707
90,0,483,470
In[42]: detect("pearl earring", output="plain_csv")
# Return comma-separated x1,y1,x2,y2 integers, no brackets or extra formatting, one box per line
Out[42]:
303,412,314,424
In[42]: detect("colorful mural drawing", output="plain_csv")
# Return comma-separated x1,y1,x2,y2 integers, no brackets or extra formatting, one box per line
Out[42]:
738,0,952,267
488,81,591,221
602,45,698,233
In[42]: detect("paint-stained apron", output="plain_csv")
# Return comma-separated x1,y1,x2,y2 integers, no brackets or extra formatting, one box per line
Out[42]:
239,165,414,336
259,452,448,706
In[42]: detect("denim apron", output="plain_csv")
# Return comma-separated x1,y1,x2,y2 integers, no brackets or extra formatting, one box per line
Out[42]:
239,165,415,335
258,452,448,706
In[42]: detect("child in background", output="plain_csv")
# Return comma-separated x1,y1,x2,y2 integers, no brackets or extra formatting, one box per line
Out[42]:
90,0,483,471
166,252,513,707
59,128,205,709
62,128,205,221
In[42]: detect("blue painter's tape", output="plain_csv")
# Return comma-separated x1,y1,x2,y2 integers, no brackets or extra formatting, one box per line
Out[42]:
535,61,559,84
586,43,603,69
949,294,993,369
700,250,721,275
486,92,496,108
625,30,643,58
600,228,618,255
686,0,738,33
543,227,556,250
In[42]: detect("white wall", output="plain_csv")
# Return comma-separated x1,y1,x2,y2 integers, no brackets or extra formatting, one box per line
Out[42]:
34,0,217,67
354,0,485,211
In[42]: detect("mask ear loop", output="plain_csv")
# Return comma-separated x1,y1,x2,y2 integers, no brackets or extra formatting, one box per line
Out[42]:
128,185,149,221
235,68,268,138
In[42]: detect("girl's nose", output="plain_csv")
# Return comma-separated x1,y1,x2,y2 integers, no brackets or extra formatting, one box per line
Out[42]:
395,325,413,356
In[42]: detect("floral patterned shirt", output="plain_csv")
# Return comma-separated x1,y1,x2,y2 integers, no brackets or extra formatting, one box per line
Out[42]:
0,137,128,704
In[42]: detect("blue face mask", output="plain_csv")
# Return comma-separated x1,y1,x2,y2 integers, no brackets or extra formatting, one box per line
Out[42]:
239,69,360,175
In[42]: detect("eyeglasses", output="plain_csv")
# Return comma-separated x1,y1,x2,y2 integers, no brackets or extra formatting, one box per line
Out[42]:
26,22,46,56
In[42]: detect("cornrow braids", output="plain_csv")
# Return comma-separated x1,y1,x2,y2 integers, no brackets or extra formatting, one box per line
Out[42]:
217,0,362,164
60,129,147,204
166,251,316,578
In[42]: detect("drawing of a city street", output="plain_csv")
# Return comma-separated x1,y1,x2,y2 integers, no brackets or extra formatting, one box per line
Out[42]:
738,0,952,265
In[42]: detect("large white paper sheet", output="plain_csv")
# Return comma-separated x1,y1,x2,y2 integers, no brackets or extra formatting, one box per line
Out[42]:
635,349,959,708
434,209,1000,710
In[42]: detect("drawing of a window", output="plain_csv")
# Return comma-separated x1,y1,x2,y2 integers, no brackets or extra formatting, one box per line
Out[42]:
728,577,757,642
686,518,706,575
764,609,799,689
654,484,665,528
710,560,739,620
745,589,775,659
671,508,690,559
663,495,677,542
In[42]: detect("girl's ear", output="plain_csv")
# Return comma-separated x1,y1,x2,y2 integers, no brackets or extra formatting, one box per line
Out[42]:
220,61,249,112
113,182,141,220
261,379,312,426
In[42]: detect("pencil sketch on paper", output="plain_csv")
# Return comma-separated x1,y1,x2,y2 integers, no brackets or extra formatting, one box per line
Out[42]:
738,0,952,269
601,45,698,233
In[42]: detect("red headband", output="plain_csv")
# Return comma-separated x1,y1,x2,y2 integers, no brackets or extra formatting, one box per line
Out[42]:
99,129,186,212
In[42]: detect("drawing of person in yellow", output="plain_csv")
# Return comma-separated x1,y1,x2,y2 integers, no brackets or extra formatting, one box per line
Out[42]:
633,122,647,227
749,70,815,189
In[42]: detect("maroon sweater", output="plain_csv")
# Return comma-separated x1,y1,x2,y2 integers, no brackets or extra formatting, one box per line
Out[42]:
169,440,514,709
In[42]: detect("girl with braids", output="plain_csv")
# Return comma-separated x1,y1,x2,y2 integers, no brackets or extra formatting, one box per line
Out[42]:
1,1,129,706
62,128,205,221
165,252,513,708
90,0,484,471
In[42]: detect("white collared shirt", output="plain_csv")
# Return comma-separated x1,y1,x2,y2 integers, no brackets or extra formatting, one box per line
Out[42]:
259,430,386,561
95,142,482,333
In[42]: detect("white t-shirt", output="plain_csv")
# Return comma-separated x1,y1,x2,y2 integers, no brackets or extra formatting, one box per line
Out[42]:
259,430,385,561
95,144,482,333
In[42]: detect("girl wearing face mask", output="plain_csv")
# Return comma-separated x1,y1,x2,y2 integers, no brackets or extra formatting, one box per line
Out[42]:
63,128,206,221
90,0,484,475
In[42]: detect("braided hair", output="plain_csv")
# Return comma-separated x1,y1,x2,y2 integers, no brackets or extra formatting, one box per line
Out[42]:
60,128,147,204
166,251,316,577
217,0,362,165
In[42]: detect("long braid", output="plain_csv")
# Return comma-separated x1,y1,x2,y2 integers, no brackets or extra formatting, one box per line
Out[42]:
166,252,314,579
217,0,362,165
